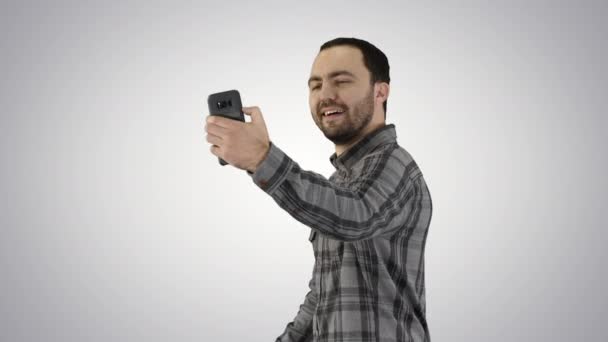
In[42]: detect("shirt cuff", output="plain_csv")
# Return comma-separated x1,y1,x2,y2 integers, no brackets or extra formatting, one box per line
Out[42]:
246,141,292,194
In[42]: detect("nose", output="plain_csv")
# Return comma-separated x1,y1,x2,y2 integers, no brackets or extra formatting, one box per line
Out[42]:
318,83,337,102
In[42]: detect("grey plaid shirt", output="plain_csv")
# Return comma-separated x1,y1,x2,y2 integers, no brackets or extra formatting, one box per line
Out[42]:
249,124,433,342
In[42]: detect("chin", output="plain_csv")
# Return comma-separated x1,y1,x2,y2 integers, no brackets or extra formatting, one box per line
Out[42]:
322,129,359,145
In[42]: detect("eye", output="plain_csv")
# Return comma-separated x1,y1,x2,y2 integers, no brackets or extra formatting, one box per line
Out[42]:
310,85,320,91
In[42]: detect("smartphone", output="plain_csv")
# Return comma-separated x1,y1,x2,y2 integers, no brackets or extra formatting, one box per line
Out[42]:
207,89,244,166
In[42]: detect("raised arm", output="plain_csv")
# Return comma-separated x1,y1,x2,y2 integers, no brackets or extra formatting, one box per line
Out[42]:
248,142,421,241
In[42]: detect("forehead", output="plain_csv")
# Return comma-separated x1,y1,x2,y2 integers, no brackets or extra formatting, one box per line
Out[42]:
309,45,368,81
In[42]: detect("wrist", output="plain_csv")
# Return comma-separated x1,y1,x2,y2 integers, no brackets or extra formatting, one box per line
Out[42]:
249,141,270,173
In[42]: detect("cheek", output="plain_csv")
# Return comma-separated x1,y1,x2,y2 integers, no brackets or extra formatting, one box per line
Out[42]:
338,88,357,103
308,101,316,119
345,90,368,108
308,97,317,112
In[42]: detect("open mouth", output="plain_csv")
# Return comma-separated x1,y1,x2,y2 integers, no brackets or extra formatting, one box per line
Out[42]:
321,108,345,120
323,108,344,116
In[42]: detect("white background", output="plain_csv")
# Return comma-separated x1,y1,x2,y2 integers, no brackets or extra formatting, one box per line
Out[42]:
1,1,607,341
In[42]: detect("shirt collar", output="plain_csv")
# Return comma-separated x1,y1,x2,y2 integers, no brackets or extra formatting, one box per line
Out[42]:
329,124,397,170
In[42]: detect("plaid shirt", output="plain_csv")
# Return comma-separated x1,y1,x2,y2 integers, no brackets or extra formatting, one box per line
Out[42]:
249,124,433,342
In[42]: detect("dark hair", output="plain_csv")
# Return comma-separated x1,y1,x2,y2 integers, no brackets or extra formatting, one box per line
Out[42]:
319,37,390,116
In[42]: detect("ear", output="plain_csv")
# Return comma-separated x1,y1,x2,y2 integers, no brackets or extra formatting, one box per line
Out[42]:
375,82,390,104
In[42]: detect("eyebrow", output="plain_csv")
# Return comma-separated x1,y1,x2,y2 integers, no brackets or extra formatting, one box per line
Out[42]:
308,70,357,87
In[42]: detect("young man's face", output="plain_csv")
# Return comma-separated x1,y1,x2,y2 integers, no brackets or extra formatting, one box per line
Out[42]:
308,45,377,145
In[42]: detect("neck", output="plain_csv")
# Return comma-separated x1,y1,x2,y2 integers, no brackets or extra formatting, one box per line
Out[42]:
335,121,385,157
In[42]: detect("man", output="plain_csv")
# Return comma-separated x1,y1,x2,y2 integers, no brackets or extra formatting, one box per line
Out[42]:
205,37,433,342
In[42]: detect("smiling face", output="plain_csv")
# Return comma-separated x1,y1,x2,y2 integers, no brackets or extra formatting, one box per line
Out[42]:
308,45,385,148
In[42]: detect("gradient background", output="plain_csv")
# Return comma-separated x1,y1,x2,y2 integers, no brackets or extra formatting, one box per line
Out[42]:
1,1,607,341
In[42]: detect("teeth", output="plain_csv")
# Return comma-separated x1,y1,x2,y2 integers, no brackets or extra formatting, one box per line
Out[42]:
323,109,343,116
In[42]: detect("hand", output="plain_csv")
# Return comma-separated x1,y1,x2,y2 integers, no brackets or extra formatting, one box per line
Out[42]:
205,106,270,173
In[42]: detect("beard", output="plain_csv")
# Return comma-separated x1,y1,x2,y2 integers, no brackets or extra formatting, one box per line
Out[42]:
312,87,375,145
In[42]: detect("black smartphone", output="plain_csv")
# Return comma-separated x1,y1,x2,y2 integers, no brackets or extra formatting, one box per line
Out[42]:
207,89,244,166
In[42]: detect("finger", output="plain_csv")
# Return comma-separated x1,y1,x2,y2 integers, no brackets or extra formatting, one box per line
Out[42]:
206,115,237,129
206,133,222,145
241,106,263,123
241,106,260,115
205,121,230,136
209,144,221,157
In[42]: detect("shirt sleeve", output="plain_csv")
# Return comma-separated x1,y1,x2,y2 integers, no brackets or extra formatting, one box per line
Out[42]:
247,141,417,241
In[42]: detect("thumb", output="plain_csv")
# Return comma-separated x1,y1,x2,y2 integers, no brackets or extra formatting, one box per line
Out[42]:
242,106,264,124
